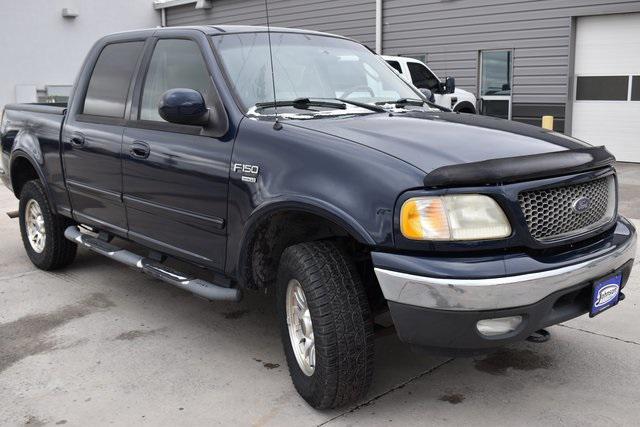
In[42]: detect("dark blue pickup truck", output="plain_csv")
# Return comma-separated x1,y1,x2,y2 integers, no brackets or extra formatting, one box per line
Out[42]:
1,26,636,409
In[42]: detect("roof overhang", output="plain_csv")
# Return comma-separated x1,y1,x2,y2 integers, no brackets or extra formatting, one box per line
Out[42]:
153,0,198,10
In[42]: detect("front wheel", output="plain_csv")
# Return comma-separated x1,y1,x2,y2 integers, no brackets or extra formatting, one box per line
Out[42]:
19,180,77,270
277,241,375,409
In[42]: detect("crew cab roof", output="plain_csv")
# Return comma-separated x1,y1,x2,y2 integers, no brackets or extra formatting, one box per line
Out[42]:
103,25,350,40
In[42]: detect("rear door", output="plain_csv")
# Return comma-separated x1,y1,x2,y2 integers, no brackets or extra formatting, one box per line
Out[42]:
62,40,146,234
122,32,231,270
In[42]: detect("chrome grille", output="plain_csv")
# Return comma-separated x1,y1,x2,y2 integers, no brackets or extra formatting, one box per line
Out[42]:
518,176,615,241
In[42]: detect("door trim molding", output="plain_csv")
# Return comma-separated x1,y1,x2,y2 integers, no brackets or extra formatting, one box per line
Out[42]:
67,179,122,203
123,194,225,230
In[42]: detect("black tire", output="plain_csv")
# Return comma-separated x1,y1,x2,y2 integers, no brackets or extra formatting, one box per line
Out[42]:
19,180,77,270
277,240,375,409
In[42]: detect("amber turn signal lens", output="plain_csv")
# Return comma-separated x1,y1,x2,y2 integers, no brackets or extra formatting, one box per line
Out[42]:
400,195,511,241
400,197,451,240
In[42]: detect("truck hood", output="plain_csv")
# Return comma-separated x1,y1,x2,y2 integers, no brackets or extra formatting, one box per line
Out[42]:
454,88,474,98
288,111,592,174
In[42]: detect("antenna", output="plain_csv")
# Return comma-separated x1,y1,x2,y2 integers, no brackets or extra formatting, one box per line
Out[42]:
264,0,282,130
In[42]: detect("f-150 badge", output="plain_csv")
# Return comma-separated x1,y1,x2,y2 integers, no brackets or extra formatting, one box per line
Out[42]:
233,163,259,183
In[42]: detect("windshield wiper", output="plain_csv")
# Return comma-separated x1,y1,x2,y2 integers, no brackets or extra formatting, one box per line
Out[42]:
375,98,426,107
336,98,386,113
375,97,449,112
254,97,346,111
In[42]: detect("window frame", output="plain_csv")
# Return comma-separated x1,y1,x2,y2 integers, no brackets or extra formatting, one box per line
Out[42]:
127,34,215,135
128,32,227,136
478,49,514,120
75,39,148,126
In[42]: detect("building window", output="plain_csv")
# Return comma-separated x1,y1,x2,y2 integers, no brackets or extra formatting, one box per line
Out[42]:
479,50,512,119
576,76,629,101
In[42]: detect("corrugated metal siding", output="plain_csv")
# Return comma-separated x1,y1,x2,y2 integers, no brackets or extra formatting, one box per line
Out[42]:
166,0,640,106
382,0,640,102
166,0,376,47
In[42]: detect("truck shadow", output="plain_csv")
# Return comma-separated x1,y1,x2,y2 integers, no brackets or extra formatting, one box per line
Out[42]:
44,241,572,423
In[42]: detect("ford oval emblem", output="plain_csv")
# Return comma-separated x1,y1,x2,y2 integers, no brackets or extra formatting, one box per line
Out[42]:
571,196,592,214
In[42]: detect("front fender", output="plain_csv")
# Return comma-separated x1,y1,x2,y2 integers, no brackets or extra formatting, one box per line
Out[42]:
224,118,426,279
232,197,377,286
453,101,477,114
240,196,376,250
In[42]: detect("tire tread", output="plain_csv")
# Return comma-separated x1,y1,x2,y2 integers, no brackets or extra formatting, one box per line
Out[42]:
278,240,374,409
19,180,77,270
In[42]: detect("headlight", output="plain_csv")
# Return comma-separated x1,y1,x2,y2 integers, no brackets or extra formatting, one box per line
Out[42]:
400,194,511,241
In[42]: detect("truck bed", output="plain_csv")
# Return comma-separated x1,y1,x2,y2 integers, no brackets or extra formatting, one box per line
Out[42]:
4,102,67,115
1,102,68,209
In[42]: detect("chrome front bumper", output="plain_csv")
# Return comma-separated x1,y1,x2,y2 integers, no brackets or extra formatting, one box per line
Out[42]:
374,230,636,311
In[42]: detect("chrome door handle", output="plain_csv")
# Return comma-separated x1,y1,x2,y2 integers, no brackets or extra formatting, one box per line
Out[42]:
70,134,85,147
130,141,150,159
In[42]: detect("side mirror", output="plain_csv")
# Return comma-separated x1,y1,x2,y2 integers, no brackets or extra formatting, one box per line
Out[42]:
418,88,435,103
444,77,456,94
158,88,209,126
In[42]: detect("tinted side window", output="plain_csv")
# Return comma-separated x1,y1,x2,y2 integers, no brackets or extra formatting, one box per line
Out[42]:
387,60,402,73
407,62,439,91
140,39,212,122
83,42,144,117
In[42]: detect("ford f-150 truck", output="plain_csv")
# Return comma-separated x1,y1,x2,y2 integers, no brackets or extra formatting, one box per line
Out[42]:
1,26,636,409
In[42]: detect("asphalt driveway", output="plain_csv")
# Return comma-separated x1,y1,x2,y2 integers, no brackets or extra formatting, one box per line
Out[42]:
1,163,639,426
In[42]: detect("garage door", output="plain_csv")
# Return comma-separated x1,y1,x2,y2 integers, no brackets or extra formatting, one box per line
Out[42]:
572,13,640,163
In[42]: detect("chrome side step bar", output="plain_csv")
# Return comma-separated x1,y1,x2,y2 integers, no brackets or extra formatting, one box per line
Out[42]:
64,226,242,302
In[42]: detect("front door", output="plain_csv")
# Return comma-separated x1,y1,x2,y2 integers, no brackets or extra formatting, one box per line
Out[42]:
122,36,231,270
62,41,146,235
479,50,513,120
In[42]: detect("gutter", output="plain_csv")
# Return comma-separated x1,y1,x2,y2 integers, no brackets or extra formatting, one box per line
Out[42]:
375,0,382,54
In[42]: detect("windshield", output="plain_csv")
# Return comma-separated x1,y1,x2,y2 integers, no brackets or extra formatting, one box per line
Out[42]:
211,32,424,115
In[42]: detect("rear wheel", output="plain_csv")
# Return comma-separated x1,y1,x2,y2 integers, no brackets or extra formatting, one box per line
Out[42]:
19,180,77,270
277,241,375,409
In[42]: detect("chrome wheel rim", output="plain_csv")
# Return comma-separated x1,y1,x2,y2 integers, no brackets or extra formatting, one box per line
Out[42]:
286,279,315,376
25,199,46,253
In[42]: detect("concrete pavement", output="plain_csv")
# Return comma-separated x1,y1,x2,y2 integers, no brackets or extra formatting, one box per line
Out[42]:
1,165,639,426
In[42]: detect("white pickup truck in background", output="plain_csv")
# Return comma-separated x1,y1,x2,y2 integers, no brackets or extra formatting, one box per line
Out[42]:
383,55,477,114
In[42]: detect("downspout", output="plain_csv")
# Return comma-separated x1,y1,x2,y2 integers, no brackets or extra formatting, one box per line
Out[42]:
375,0,382,54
